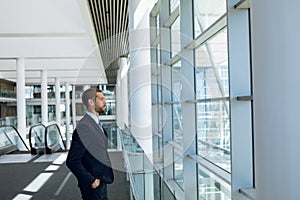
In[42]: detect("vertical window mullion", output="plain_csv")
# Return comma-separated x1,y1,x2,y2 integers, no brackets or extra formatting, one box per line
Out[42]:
227,0,253,198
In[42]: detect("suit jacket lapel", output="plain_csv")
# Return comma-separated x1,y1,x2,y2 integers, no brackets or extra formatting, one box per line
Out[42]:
84,114,105,136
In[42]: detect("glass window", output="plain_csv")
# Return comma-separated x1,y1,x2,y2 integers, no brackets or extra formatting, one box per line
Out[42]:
173,103,182,145
172,60,181,101
171,16,181,57
198,164,231,199
194,0,227,37
195,28,228,99
154,173,161,199
195,28,230,172
170,0,179,13
197,101,230,172
174,148,184,188
153,43,163,162
172,61,182,145
152,100,165,172
162,179,176,199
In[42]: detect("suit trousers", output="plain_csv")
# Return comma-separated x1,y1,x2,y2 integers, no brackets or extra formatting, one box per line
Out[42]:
79,183,107,200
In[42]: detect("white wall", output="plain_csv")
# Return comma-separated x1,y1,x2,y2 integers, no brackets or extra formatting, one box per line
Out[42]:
251,0,300,199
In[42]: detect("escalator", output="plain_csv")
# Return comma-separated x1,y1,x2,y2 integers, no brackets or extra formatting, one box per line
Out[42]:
29,124,46,155
45,123,66,154
29,123,66,155
0,123,66,156
0,125,29,155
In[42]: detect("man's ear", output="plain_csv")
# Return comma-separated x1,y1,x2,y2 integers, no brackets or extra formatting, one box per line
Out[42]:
88,98,94,106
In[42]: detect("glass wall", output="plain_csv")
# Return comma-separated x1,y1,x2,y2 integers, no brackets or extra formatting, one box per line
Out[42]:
150,0,252,199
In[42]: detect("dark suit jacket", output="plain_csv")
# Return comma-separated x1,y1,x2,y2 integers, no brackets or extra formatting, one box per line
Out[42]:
66,114,114,189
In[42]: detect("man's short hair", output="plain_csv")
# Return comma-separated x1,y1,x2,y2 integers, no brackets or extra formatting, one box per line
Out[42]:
81,88,102,108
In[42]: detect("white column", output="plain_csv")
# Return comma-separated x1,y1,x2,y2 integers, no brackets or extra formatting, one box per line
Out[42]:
116,57,129,151
129,2,154,199
116,75,121,128
16,58,26,139
117,57,129,129
72,85,76,128
41,69,48,125
65,82,71,149
128,0,153,156
55,77,61,128
252,1,300,199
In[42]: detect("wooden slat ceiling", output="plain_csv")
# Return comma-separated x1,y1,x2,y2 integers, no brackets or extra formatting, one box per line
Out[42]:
87,0,129,84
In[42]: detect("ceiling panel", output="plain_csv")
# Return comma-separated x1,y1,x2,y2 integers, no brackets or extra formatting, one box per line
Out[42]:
0,0,107,85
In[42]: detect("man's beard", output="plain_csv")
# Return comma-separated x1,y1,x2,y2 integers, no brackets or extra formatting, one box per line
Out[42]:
96,108,106,114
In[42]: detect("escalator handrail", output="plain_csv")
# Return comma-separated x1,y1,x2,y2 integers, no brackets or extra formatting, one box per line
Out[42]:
0,125,29,151
28,124,46,150
45,123,66,153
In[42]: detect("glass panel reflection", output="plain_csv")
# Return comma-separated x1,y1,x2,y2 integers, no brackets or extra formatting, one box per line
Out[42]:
174,148,184,189
195,29,228,99
194,0,227,37
197,101,230,172
173,103,182,145
171,16,181,57
198,164,231,199
172,61,182,101
170,0,179,13
172,61,183,145
196,28,230,172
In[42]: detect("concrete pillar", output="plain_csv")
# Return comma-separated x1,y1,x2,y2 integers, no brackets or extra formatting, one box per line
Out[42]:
65,82,71,149
41,69,48,125
55,77,61,128
16,58,26,139
252,1,300,199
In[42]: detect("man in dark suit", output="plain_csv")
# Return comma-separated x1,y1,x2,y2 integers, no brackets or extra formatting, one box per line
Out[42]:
66,88,114,200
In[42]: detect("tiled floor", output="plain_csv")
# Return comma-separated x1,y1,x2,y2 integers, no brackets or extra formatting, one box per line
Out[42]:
0,154,36,164
0,151,130,200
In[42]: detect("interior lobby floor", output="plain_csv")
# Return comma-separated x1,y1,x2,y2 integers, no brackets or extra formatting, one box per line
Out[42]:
0,151,130,200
